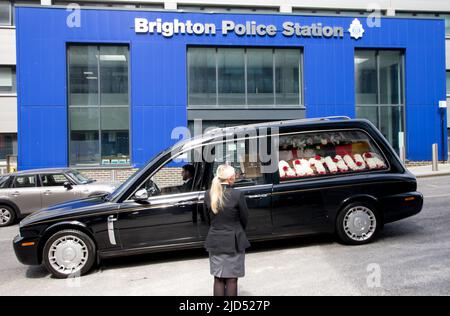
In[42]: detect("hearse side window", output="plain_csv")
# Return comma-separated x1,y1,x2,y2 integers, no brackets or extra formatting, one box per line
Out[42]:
278,130,388,181
137,150,202,197
211,138,268,188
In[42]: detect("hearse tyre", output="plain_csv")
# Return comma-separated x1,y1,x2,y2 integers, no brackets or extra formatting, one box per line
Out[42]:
43,229,96,279
336,202,381,245
0,204,16,227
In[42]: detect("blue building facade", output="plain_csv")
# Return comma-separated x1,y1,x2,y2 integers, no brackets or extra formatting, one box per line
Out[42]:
15,6,447,170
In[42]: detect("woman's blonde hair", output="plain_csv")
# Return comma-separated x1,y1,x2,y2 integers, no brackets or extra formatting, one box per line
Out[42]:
210,164,236,214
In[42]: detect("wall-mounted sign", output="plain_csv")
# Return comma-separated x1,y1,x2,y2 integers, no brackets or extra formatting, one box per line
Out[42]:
348,19,365,39
134,18,366,40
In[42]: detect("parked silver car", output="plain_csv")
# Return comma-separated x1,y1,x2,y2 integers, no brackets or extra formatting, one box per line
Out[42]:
0,168,118,227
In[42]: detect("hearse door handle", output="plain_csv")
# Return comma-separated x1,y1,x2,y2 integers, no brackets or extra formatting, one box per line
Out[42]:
130,211,140,217
247,194,270,200
12,191,20,197
44,190,52,196
175,201,197,208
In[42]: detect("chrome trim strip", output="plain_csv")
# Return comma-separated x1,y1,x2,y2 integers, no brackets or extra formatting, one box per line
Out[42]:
107,215,117,246
98,228,337,259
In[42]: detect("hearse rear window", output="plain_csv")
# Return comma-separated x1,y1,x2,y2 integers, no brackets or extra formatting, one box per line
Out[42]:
278,130,388,181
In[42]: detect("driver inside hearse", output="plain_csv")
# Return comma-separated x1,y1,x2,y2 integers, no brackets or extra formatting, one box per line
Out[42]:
141,163,198,197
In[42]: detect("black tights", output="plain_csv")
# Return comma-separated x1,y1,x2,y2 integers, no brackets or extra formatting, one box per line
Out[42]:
214,277,238,296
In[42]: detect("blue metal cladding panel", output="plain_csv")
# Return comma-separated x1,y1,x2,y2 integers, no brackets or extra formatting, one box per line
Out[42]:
15,7,447,169
19,106,68,169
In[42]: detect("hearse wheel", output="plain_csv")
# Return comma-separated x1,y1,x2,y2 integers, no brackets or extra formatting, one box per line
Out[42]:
336,202,380,245
43,229,96,279
0,205,16,227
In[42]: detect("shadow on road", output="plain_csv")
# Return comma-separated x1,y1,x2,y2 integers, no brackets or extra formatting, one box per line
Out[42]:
26,265,49,279
98,234,336,273
23,220,426,280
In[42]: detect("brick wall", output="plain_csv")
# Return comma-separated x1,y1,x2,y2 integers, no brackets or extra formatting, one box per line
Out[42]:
78,167,183,187
78,168,138,183
153,167,184,188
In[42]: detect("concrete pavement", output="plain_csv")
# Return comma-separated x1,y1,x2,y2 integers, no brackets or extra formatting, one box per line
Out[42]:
408,164,450,178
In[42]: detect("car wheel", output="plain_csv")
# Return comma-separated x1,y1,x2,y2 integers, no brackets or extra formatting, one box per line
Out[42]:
336,202,380,245
43,229,96,279
0,205,16,227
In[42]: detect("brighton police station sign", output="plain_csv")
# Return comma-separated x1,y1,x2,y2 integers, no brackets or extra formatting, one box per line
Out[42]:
135,17,366,40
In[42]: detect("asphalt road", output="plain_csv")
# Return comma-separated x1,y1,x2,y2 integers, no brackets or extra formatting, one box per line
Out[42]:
1,176,449,296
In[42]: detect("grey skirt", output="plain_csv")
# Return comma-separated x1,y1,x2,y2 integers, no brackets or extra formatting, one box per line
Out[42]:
209,252,245,278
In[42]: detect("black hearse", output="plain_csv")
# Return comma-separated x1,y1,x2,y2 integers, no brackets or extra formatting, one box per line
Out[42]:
13,118,423,278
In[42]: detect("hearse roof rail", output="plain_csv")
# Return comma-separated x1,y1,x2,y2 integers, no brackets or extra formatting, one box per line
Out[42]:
204,116,352,135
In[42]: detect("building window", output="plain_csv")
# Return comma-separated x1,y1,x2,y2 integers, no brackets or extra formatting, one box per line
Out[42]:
188,47,303,107
445,15,450,36
446,71,450,96
0,66,16,93
178,5,279,13
293,9,384,16
396,12,450,36
355,50,405,154
0,133,17,160
0,1,12,26
68,45,130,167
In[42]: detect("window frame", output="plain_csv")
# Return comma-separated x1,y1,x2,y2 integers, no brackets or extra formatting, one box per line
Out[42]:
39,173,72,187
275,128,391,185
0,175,11,188
0,133,17,160
446,70,450,98
0,66,16,94
206,136,273,189
354,49,406,154
124,152,206,202
66,44,131,167
0,1,12,27
124,134,275,202
12,174,38,189
187,46,304,109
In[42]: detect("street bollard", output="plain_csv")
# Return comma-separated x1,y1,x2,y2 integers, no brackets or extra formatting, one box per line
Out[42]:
432,144,439,172
400,146,406,164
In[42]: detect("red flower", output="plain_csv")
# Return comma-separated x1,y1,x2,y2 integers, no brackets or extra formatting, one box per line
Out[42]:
283,166,289,172
295,160,301,165
356,161,363,167
315,155,322,161
364,152,373,158
333,158,339,163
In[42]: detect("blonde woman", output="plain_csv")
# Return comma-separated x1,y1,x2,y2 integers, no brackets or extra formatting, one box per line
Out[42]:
204,164,251,296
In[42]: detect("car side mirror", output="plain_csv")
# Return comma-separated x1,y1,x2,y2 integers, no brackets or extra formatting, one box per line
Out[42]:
134,189,149,202
64,182,73,190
